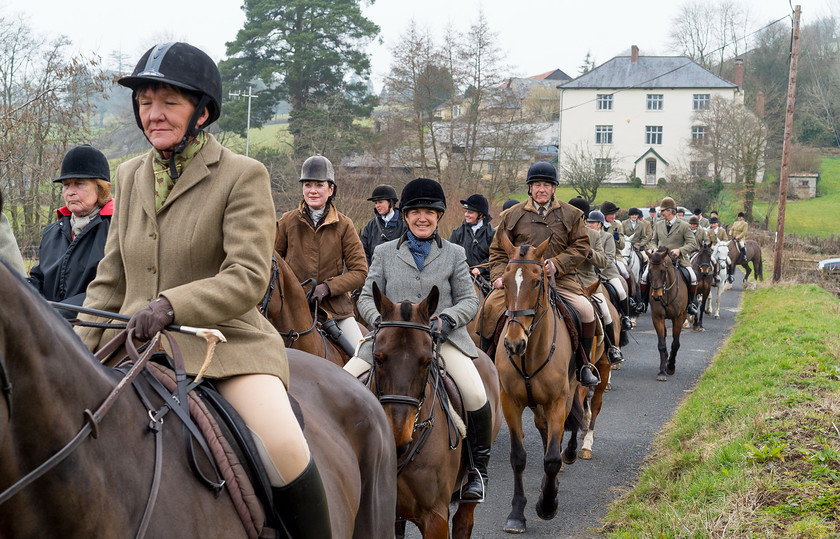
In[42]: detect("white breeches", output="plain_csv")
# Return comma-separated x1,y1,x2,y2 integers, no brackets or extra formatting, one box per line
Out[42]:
607,277,627,301
615,259,629,279
336,316,365,349
592,292,613,324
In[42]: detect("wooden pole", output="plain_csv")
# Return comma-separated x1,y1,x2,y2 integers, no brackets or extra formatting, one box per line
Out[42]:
773,5,801,282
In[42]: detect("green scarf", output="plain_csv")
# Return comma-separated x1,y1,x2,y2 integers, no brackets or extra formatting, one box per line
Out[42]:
152,131,208,212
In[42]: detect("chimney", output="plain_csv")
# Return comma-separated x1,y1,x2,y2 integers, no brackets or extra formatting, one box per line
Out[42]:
756,90,765,118
734,58,743,91
631,45,639,63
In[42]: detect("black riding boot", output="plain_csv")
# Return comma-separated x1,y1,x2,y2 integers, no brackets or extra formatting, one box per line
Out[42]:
687,283,698,315
620,297,633,331
638,283,649,313
479,336,494,357
272,457,332,539
461,401,493,501
740,246,747,263
603,321,624,364
577,321,600,387
321,318,356,357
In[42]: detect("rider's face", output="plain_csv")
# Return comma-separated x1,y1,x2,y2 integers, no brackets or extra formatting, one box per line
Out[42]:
529,181,555,206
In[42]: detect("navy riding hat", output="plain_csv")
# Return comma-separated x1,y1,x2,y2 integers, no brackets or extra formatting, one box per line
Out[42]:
55,145,110,183
460,194,491,221
567,196,590,216
399,178,446,213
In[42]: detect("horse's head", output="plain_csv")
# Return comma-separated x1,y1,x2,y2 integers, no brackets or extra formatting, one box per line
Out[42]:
498,230,549,357
371,282,438,448
647,247,675,301
695,242,714,277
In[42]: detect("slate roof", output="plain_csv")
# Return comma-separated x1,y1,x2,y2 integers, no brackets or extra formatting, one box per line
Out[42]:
559,56,737,90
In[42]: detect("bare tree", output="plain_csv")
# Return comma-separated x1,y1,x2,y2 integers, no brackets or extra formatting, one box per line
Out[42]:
670,0,750,74
558,142,622,203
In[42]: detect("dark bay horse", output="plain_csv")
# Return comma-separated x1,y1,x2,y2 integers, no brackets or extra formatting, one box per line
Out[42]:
727,239,763,289
0,261,396,538
369,283,501,538
262,252,347,366
578,281,614,461
689,242,714,331
495,232,585,534
646,247,689,381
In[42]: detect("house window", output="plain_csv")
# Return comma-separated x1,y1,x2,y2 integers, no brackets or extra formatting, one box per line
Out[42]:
690,161,709,177
595,158,612,174
645,126,663,145
595,125,613,144
693,93,710,110
452,105,461,117
691,126,707,144
646,94,663,110
596,94,613,110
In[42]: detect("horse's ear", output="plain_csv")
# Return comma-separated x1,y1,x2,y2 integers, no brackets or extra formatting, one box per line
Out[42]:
373,282,393,316
534,237,550,260
645,249,653,259
499,229,515,257
583,280,599,298
420,286,439,319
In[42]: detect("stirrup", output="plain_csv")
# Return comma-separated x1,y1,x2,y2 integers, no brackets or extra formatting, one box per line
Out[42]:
608,346,625,364
621,316,633,331
460,471,485,503
579,363,601,386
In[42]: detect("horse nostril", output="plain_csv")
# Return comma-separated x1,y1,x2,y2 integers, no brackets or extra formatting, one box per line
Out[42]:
396,442,411,458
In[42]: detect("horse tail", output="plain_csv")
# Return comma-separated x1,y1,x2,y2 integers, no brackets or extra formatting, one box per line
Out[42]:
755,249,764,281
564,390,586,433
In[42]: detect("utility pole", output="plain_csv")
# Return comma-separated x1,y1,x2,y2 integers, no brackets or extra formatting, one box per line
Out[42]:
228,86,258,157
773,5,801,282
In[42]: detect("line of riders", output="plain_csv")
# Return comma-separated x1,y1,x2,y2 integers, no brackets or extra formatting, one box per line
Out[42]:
0,40,754,537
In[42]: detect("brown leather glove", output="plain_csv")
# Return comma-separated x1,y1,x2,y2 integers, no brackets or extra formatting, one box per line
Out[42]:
310,282,330,305
127,296,174,341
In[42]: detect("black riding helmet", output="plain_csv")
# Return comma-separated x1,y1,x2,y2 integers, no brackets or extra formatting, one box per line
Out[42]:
118,42,222,179
54,145,110,183
368,184,399,202
399,178,446,213
525,161,558,185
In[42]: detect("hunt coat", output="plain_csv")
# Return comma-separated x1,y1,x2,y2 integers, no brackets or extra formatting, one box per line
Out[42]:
708,226,729,246
730,219,749,242
359,234,479,358
650,217,697,267
597,229,622,281
577,227,609,287
621,218,650,249
77,134,289,385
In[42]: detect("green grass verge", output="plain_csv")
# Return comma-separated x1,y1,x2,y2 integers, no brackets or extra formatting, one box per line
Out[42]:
603,284,840,537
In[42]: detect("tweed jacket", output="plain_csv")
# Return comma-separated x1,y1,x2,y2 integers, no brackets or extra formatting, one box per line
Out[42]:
275,200,368,320
577,227,609,287
488,197,589,295
597,229,622,280
621,218,650,249
689,227,709,254
359,234,479,358
707,226,729,246
0,212,25,276
604,219,625,251
77,134,289,385
730,219,748,242
650,217,697,267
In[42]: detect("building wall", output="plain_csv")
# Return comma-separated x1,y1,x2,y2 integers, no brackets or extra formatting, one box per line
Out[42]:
557,87,739,184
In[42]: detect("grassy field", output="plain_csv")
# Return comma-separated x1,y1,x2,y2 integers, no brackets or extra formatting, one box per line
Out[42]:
220,120,291,155
603,284,840,537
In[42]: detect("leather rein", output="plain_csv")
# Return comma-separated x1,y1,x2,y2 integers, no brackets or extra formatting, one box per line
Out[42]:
504,258,559,410
258,255,320,348
649,255,680,308
369,320,461,473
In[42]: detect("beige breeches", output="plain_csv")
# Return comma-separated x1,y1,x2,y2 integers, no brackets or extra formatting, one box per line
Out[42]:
556,288,595,323
592,292,613,324
344,341,487,411
607,277,627,300
336,316,365,348
216,374,310,487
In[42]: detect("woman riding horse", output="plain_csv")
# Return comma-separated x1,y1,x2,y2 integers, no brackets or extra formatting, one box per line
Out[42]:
345,177,494,502
74,42,329,537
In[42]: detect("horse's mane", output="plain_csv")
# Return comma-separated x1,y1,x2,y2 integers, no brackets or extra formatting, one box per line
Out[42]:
398,301,414,321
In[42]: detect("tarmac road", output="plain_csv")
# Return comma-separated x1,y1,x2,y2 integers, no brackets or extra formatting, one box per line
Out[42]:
406,272,747,538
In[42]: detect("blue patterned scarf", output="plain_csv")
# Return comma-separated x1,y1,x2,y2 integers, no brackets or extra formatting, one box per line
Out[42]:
406,230,433,270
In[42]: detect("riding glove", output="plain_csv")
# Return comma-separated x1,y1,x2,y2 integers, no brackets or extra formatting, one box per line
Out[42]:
612,229,620,243
431,313,455,343
311,283,331,304
128,296,174,341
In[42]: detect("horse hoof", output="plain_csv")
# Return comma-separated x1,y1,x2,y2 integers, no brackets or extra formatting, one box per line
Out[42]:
693,326,705,332
666,367,675,375
580,448,593,460
657,373,667,381
536,499,558,521
562,452,578,465
605,382,612,391
504,519,526,534
715,314,720,319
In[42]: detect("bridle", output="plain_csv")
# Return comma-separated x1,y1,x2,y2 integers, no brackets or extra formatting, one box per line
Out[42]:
258,256,319,347
649,253,679,308
369,320,459,473
503,258,559,409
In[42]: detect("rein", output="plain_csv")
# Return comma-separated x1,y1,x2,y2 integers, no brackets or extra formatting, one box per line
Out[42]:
258,254,281,316
0,352,11,417
371,320,461,473
649,257,680,308
504,258,559,410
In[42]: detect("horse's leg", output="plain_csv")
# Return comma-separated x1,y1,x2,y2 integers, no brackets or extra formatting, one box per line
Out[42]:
533,406,550,451
502,395,529,534
451,502,477,539
654,316,669,381
579,388,595,460
668,315,684,375
420,510,451,539
395,518,407,539
580,361,608,460
535,401,567,522
714,281,723,319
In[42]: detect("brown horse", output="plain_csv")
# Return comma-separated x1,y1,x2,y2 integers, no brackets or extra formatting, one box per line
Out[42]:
495,232,585,534
0,260,397,538
646,247,689,381
727,238,763,289
578,281,614,460
261,252,347,366
369,283,501,539
689,242,714,331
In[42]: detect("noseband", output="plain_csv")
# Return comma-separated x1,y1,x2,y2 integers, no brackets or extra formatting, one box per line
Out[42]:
504,258,549,337
649,255,679,307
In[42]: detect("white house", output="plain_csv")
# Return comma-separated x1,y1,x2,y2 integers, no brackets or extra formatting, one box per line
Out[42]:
557,46,742,185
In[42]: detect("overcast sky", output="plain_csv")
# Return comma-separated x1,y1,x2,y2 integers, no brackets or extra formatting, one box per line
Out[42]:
1,0,826,91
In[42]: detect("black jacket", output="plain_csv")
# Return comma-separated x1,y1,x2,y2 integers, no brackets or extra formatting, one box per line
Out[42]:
449,220,495,279
360,209,406,264
27,200,113,317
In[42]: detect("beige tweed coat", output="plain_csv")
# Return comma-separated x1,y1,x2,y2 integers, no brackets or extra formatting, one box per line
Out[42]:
77,134,288,385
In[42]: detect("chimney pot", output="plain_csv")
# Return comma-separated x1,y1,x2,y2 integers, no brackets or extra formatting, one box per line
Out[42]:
734,58,744,90
631,45,639,63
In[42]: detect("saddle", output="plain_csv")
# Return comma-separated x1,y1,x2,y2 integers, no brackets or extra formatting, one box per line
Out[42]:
677,264,693,288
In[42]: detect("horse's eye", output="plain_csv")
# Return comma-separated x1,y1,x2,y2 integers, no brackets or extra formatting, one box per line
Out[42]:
533,280,540,289
373,353,384,366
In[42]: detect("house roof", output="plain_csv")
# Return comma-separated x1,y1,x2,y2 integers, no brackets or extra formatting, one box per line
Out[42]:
634,147,669,165
559,55,737,90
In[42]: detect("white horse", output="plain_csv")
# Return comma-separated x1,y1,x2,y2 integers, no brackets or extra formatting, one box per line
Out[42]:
708,240,731,319
620,235,647,326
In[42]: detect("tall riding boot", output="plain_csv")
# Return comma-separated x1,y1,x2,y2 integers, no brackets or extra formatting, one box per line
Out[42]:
479,336,494,357
321,318,356,357
687,283,698,315
461,401,493,501
603,322,624,364
272,456,332,539
740,246,747,263
577,321,600,387
638,283,649,313
620,297,633,331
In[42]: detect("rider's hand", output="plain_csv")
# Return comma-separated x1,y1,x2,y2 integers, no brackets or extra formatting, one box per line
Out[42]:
544,259,556,277
470,267,480,276
430,314,455,343
311,282,330,304
493,277,504,289
670,248,681,258
613,230,620,242
127,296,174,341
